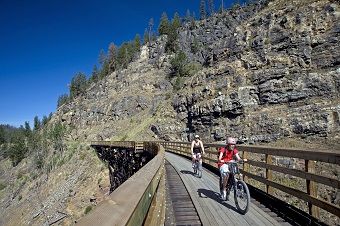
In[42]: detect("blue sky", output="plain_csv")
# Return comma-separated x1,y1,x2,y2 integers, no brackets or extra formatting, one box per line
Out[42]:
0,0,238,127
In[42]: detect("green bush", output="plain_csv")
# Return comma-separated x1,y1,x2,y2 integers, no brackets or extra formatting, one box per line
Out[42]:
0,182,6,191
84,206,92,215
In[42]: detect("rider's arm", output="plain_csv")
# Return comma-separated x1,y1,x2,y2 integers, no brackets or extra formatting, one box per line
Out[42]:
218,150,224,163
191,141,194,155
200,141,205,154
235,153,242,161
235,153,247,162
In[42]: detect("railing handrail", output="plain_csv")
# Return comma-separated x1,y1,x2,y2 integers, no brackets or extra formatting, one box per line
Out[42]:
87,140,340,221
78,142,164,226
157,141,340,164
155,140,340,220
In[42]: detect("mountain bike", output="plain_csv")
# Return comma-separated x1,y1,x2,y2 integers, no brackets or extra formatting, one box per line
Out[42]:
193,153,203,178
219,161,250,214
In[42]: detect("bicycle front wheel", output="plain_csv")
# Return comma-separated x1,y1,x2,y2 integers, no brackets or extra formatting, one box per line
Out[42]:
234,180,250,214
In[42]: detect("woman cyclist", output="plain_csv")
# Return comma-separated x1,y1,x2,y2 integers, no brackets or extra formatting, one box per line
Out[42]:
191,135,205,168
218,137,247,200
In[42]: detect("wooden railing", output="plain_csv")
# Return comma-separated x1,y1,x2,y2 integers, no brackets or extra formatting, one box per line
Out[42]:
78,142,164,226
157,141,340,220
91,140,136,148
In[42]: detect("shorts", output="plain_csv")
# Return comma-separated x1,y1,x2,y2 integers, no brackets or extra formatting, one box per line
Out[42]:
192,153,202,160
219,163,230,177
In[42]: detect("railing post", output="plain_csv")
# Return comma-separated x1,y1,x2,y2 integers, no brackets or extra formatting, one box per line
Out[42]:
265,154,273,195
305,160,320,218
243,151,249,183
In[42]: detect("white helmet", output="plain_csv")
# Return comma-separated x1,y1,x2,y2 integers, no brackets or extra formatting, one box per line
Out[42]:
194,134,200,139
227,137,236,145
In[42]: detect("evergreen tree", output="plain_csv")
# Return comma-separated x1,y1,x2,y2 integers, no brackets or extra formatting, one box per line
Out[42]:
33,116,41,131
148,18,154,44
117,42,135,69
172,12,181,30
185,9,191,22
0,126,5,145
24,121,31,137
41,115,48,126
9,131,27,166
158,12,170,35
99,49,107,66
134,34,141,52
90,65,99,83
200,0,206,20
48,121,67,153
108,42,117,73
98,49,110,78
163,12,182,53
57,94,69,108
208,0,215,16
170,51,188,77
143,28,149,44
70,72,88,98
48,112,53,121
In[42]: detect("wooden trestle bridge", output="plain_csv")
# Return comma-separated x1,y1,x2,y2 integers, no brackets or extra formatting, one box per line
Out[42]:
77,141,339,226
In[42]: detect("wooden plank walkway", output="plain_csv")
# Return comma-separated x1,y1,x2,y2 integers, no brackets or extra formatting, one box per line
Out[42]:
165,152,286,226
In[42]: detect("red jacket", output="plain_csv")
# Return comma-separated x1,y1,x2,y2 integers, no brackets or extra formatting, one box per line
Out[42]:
217,146,238,168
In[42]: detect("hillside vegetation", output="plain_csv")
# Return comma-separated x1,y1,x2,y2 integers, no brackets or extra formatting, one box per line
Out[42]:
0,0,339,225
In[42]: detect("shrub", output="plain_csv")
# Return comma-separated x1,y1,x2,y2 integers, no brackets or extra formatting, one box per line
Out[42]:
84,206,92,214
0,182,6,191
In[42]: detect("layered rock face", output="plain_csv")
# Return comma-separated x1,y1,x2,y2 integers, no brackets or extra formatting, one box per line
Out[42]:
172,0,340,143
1,1,339,226
53,0,339,145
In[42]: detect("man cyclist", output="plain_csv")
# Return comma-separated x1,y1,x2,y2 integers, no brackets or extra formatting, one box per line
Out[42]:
218,137,247,200
191,135,205,168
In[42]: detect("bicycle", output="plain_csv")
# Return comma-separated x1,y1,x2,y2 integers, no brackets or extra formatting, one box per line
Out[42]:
219,161,250,214
193,153,203,178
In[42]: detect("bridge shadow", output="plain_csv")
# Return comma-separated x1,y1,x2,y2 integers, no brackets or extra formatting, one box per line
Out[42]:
197,188,239,213
180,170,196,176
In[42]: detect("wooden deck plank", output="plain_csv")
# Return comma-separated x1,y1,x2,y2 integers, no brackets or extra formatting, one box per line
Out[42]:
165,152,285,226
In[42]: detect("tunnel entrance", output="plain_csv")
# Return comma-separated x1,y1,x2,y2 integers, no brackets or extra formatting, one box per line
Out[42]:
92,145,155,193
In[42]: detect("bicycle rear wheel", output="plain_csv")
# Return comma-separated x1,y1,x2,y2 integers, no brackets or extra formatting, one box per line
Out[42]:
197,162,202,178
234,180,250,214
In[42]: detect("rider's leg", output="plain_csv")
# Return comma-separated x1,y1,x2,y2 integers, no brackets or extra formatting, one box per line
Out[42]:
220,164,229,199
192,154,196,167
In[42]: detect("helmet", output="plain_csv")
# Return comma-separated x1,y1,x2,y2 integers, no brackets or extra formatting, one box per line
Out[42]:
194,135,200,139
227,137,236,145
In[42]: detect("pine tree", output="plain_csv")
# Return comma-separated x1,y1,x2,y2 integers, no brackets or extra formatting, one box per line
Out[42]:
33,116,41,131
57,94,69,108
200,0,206,20
185,9,191,22
90,65,99,82
41,115,48,126
9,134,27,166
69,72,88,99
148,18,154,45
158,12,170,35
24,121,31,137
208,0,215,16
0,126,5,145
172,12,181,30
99,49,107,66
48,112,53,121
134,34,141,52
143,28,149,44
108,42,117,73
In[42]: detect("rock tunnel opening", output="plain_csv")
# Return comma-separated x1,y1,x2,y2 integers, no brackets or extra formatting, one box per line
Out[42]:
92,145,155,193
